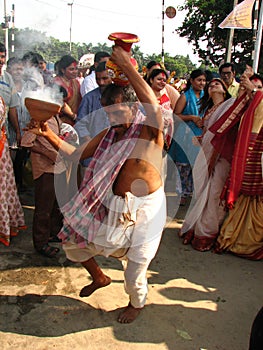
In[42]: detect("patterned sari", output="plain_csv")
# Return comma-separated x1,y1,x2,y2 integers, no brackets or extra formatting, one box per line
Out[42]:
0,97,26,246
180,98,236,251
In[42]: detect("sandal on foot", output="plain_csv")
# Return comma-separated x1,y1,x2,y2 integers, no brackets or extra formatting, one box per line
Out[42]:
38,244,60,258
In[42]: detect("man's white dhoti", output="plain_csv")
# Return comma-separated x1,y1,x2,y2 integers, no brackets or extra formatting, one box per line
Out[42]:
63,186,166,308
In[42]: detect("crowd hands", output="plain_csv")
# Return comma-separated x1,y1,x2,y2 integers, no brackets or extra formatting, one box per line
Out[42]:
1,38,263,324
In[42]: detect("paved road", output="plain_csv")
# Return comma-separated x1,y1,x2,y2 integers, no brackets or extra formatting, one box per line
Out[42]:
0,187,262,350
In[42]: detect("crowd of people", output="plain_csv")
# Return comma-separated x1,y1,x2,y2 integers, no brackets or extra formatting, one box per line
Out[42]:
0,40,262,324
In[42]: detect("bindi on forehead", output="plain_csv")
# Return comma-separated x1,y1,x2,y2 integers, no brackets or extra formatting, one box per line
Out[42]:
251,78,263,88
157,73,166,80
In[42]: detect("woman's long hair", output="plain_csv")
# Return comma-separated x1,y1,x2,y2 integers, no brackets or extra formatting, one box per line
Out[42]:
184,69,206,92
57,55,78,76
199,78,232,115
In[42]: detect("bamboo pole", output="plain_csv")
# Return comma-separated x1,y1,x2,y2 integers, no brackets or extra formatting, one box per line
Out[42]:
225,0,239,62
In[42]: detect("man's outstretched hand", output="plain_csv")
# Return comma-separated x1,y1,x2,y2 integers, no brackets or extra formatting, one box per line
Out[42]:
24,119,49,136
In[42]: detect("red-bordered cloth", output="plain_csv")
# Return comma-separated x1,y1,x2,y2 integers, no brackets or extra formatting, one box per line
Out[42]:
53,75,82,114
0,127,6,158
0,96,6,158
210,91,263,208
158,93,173,149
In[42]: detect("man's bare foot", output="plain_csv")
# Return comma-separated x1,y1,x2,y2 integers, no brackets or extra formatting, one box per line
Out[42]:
118,303,143,323
79,275,111,297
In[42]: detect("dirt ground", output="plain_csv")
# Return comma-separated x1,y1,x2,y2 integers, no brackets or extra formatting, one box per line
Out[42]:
0,182,262,350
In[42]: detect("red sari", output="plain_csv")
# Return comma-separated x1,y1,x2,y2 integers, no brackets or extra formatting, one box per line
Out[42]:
215,92,263,260
53,76,82,124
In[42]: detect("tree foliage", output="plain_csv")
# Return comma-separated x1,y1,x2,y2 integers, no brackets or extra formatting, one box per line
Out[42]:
0,27,198,76
176,0,263,74
144,53,196,77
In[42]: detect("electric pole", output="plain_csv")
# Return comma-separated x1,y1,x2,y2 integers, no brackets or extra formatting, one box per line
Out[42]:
2,0,11,60
68,2,73,53
11,4,15,55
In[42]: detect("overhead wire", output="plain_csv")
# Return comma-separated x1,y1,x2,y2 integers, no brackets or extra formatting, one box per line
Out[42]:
33,0,158,19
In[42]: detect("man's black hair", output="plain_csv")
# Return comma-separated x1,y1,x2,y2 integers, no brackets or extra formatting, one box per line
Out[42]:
7,57,23,68
101,84,138,107
22,51,41,67
219,62,236,74
95,61,107,73
94,51,110,63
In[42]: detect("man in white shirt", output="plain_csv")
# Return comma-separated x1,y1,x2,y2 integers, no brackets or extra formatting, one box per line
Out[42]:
80,51,110,97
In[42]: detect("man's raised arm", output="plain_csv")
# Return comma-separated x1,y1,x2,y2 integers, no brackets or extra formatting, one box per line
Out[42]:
110,46,163,131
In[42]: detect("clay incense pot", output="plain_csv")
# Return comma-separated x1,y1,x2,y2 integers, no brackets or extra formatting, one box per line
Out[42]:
107,32,140,86
25,97,61,122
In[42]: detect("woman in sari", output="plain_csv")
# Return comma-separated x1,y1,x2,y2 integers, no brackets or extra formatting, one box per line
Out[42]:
147,68,174,181
215,74,263,260
170,69,206,205
0,96,26,246
179,78,234,251
53,55,82,126
147,68,174,149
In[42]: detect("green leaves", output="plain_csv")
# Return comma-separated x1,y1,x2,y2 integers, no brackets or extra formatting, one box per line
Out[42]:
0,26,212,75
176,0,263,73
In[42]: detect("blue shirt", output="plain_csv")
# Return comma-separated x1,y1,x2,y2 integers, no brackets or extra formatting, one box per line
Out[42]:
75,87,110,166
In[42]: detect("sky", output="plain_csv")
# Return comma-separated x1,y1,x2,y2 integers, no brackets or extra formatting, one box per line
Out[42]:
1,0,201,64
